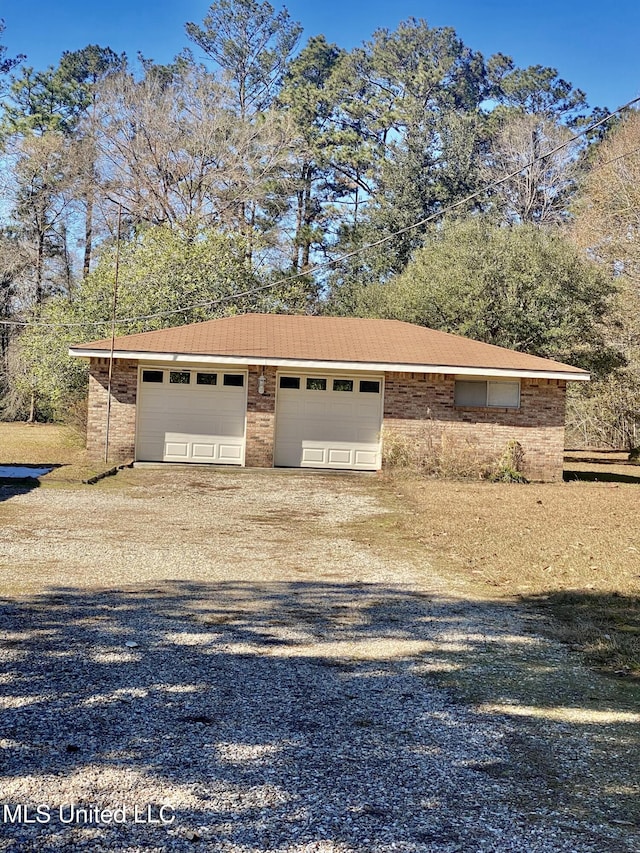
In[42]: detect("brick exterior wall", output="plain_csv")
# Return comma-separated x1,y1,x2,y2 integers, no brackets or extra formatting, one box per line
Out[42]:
87,358,138,462
245,365,277,467
85,360,566,480
382,373,566,481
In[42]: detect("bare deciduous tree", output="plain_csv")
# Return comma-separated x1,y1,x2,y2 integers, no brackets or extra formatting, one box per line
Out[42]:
3,131,84,308
92,66,298,258
568,110,640,452
572,109,640,283
481,114,580,225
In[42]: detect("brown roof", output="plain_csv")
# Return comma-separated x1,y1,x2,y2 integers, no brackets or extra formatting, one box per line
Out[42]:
71,313,588,376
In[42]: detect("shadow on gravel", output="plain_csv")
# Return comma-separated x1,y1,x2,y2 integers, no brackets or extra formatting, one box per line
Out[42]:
1,581,639,851
0,464,63,503
0,479,41,503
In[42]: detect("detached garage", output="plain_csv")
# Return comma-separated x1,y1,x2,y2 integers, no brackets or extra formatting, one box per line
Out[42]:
70,313,590,481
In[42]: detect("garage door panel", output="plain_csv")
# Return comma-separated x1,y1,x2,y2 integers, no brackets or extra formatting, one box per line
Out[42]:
219,444,243,463
327,399,357,416
151,409,244,435
137,369,246,465
327,448,352,465
356,424,381,443
218,417,245,437
355,449,378,466
301,400,329,420
276,441,302,466
191,443,216,460
275,375,382,471
301,446,326,465
165,441,189,459
301,420,348,443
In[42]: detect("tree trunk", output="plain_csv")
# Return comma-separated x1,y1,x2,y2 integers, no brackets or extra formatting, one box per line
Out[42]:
292,182,304,270
36,231,45,308
301,164,313,272
83,190,94,278
245,201,256,267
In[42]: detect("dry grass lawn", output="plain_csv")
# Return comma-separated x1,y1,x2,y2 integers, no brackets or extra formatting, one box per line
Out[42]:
0,421,98,482
372,465,640,679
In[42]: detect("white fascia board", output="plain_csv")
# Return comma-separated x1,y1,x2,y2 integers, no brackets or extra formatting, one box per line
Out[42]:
68,348,590,382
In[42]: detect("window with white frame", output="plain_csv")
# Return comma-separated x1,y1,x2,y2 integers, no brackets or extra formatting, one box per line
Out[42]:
454,380,520,408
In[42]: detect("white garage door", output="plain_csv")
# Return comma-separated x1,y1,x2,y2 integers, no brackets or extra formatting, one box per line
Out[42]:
136,367,246,465
275,374,383,470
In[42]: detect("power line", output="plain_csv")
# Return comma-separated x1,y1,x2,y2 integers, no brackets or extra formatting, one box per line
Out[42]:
3,95,640,332
590,145,640,170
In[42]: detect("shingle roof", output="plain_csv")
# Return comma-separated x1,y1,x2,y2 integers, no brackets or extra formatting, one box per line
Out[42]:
70,313,589,377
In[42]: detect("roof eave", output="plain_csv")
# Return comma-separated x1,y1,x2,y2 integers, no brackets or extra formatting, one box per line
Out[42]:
68,348,590,382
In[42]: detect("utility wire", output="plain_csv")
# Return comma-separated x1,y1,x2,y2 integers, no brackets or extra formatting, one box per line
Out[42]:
3,94,640,332
588,145,640,170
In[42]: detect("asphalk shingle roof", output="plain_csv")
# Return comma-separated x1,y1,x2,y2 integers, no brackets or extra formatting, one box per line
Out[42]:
70,313,589,378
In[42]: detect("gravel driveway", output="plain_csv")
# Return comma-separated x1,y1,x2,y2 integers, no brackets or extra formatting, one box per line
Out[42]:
0,468,638,852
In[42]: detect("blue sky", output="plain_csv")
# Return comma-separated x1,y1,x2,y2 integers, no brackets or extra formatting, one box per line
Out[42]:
2,0,639,111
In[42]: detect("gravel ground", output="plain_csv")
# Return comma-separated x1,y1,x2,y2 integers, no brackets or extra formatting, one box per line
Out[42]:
0,468,638,852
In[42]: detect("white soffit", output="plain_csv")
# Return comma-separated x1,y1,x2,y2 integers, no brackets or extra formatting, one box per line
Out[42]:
68,348,590,381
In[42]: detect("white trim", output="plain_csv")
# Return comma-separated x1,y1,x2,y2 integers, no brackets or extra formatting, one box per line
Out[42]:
69,348,590,382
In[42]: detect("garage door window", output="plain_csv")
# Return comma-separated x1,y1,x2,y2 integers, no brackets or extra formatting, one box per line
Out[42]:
307,378,326,390
196,373,217,385
359,380,380,393
170,371,190,384
223,374,244,387
333,379,353,392
280,376,300,389
142,370,163,383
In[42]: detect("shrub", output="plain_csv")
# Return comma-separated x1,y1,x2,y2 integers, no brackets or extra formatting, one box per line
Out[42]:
383,428,528,483
487,440,528,483
383,426,494,479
